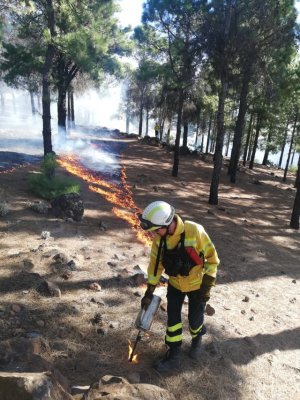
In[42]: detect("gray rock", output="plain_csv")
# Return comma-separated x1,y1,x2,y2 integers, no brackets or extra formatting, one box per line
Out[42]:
0,372,73,400
87,374,176,399
51,193,84,222
41,231,51,240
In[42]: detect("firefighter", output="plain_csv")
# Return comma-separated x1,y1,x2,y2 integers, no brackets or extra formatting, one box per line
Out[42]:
139,201,219,373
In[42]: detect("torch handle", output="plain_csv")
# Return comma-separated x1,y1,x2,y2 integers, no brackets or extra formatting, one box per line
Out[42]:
129,330,142,362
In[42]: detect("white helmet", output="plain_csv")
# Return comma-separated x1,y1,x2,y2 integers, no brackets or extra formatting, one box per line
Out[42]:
139,201,175,231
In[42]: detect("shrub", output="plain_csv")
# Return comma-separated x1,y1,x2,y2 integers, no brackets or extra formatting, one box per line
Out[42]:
28,154,80,200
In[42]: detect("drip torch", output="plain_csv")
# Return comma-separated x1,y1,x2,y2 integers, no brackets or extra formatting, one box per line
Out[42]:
129,294,161,362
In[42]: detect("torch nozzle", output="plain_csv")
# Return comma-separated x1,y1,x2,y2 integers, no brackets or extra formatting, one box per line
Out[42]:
129,330,142,362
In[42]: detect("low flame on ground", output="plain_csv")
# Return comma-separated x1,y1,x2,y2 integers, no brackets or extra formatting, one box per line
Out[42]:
58,155,152,246
128,340,138,363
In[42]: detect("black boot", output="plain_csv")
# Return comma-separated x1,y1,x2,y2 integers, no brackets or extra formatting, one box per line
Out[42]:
188,336,202,361
153,347,181,373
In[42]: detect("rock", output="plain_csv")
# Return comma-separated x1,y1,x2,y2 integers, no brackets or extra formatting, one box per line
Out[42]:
51,193,84,221
253,179,262,185
205,304,215,316
7,249,21,256
37,280,61,297
26,331,43,339
29,201,49,214
61,271,73,280
98,221,108,231
67,260,76,271
11,304,21,313
241,310,246,315
41,231,51,240
0,372,73,400
242,296,250,302
97,327,108,335
36,320,45,328
87,374,176,399
109,321,120,329
23,259,34,269
134,291,141,297
42,249,59,258
71,385,90,396
53,253,68,264
89,282,101,291
292,279,296,284
249,316,254,321
107,261,117,267
90,297,105,306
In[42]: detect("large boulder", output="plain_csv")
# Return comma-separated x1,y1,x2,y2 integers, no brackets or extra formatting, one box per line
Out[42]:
0,371,73,400
85,375,175,400
51,193,84,221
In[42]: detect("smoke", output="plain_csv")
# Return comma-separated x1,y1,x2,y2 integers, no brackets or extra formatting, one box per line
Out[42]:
0,86,128,174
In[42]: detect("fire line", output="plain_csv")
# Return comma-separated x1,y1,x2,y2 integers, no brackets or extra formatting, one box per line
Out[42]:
58,155,152,246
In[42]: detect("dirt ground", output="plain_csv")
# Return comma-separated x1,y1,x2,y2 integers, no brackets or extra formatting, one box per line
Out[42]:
0,135,299,400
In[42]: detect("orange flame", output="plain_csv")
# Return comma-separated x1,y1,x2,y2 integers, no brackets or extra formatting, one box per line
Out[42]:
128,340,138,363
57,155,152,246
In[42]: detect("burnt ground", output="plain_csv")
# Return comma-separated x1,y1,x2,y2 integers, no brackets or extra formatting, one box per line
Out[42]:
0,135,299,400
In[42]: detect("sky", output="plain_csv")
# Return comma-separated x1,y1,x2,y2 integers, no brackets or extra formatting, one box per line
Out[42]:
117,0,143,28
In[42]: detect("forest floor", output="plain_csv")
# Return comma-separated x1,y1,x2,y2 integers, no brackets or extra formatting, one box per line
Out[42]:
0,134,299,400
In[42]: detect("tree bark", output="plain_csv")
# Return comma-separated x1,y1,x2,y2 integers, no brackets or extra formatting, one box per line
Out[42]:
278,118,289,169
249,112,262,170
283,108,298,182
228,69,251,182
209,77,228,205
290,152,300,229
57,85,67,136
41,0,56,156
172,89,184,177
182,123,188,149
243,112,253,166
205,113,212,154
138,98,143,137
262,126,272,165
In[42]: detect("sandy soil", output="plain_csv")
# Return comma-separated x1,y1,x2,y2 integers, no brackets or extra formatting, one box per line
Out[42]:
0,135,299,400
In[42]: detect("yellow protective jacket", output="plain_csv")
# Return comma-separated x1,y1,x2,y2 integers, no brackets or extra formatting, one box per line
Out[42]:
147,214,219,292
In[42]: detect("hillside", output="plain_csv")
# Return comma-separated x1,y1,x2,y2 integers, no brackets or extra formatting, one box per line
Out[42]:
0,136,299,400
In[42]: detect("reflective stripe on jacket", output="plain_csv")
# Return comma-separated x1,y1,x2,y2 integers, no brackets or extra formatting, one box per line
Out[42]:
147,214,219,292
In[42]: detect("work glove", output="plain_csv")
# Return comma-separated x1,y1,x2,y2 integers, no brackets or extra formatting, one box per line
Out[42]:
198,274,216,303
141,284,156,310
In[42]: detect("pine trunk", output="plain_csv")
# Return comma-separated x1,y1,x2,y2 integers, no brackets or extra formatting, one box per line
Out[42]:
57,85,67,136
228,70,251,183
283,109,298,182
243,113,253,166
182,123,188,149
290,153,300,229
42,43,55,155
278,118,289,169
262,128,272,166
172,89,184,177
249,112,262,170
209,76,229,205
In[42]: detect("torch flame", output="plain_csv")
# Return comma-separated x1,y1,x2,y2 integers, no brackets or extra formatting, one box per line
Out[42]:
58,155,152,246
128,340,138,363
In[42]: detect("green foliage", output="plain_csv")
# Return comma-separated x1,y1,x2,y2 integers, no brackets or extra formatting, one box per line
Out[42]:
289,165,298,173
40,153,57,179
28,154,80,200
